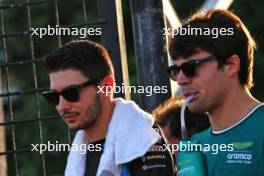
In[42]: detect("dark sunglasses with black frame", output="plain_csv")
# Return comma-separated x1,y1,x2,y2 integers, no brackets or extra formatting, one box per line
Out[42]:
166,56,216,81
42,77,104,105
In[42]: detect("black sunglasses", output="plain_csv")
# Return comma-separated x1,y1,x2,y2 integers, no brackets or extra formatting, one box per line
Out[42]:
42,77,102,105
166,56,216,81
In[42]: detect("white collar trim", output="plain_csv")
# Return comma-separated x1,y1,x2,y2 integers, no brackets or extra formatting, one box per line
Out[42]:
212,103,264,134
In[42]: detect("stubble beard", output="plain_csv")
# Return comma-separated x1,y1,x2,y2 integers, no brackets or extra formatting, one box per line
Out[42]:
72,94,102,131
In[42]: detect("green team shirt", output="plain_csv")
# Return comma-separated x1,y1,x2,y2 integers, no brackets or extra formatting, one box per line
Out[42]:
192,104,264,176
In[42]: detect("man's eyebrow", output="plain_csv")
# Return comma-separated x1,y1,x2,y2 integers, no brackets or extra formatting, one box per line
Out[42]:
50,84,78,92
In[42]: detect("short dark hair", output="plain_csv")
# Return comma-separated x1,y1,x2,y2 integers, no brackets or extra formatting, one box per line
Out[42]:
153,96,210,139
43,40,114,79
169,9,256,89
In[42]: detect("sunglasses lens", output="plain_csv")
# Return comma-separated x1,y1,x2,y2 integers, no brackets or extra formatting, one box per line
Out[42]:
182,62,196,77
42,91,59,105
61,87,80,102
42,78,102,105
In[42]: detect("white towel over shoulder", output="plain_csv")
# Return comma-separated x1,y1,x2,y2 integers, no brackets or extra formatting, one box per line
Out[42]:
65,98,161,176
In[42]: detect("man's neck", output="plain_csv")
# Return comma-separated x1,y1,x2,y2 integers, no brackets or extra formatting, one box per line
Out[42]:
209,88,260,132
84,101,115,143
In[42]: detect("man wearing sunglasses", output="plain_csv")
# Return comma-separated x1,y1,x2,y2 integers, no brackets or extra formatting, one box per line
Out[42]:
42,40,175,176
168,9,264,175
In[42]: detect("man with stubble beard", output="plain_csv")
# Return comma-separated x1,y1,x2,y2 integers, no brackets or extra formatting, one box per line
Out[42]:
42,40,175,176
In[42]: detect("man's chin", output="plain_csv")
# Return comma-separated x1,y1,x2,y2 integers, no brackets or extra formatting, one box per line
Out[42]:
67,121,96,131
188,102,202,113
189,104,207,114
67,123,82,131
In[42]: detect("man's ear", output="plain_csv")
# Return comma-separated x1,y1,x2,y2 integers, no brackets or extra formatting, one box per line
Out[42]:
100,75,115,98
223,54,240,78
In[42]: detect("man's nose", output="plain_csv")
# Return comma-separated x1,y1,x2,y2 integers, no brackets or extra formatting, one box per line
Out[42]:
177,70,191,86
56,96,71,111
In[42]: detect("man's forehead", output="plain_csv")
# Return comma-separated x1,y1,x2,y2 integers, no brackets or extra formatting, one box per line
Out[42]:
173,51,213,65
49,70,88,90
